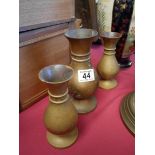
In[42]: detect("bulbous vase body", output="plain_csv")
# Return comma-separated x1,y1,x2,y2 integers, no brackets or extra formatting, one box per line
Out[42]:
64,28,99,114
39,64,78,148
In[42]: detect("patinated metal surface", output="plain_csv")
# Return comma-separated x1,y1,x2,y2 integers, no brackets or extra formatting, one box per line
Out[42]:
97,32,122,89
39,64,78,148
64,29,99,114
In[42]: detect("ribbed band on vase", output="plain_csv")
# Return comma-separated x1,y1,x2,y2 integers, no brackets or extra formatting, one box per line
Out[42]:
71,51,90,62
48,89,69,104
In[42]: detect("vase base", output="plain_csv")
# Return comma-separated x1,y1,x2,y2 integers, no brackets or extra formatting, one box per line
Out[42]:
47,127,78,149
99,79,117,89
72,96,97,114
118,58,132,68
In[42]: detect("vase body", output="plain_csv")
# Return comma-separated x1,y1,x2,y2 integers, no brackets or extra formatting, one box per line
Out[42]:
64,28,99,114
97,0,115,34
120,5,135,67
39,64,78,148
97,32,122,89
112,0,135,67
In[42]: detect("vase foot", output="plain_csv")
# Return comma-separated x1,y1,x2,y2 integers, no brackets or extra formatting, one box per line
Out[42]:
47,127,78,148
72,96,97,114
99,79,117,89
118,58,132,68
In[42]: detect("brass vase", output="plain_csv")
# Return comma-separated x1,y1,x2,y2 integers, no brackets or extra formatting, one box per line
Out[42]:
39,64,78,148
120,92,135,134
64,28,99,114
97,32,122,89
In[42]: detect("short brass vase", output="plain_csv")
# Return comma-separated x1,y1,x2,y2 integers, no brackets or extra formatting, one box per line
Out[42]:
39,64,78,148
97,32,122,89
64,28,99,114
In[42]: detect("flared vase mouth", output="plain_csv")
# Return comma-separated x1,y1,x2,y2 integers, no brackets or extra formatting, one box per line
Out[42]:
64,28,98,39
38,64,74,84
100,32,122,39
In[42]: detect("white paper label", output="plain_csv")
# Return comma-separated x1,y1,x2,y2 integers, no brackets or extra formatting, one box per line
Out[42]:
78,69,95,82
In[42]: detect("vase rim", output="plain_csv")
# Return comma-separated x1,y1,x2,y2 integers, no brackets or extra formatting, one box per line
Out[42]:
64,28,98,39
100,32,122,39
38,64,74,84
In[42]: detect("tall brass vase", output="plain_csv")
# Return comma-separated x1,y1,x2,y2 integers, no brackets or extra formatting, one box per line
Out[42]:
39,64,78,148
97,32,122,89
64,28,99,114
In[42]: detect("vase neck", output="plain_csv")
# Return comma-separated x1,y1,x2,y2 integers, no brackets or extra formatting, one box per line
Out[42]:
104,47,116,55
68,38,92,54
48,88,69,104
47,82,68,96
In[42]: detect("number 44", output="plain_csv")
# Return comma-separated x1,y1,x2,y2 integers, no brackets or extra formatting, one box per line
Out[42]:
83,72,90,79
